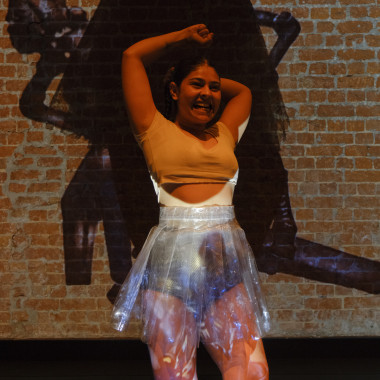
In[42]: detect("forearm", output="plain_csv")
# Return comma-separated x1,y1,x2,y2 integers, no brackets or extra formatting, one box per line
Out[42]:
123,29,190,66
221,78,252,102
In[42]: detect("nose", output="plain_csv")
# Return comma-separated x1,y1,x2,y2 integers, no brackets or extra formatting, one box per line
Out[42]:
200,85,211,97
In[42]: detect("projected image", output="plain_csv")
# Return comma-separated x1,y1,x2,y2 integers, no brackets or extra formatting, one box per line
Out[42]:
5,0,380,300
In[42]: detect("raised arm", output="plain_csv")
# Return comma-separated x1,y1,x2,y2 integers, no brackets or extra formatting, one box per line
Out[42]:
219,78,252,143
122,25,213,135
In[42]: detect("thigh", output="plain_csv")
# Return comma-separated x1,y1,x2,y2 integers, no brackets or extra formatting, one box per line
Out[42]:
201,284,269,380
143,290,198,380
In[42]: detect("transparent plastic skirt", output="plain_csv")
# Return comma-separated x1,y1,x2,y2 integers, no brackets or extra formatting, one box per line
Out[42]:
112,206,270,346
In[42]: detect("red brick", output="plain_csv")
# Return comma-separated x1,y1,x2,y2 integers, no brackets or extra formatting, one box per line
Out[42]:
289,63,307,74
308,91,326,103
23,146,57,156
305,170,343,182
345,145,371,156
306,197,344,209
316,133,353,144
25,299,60,311
357,183,376,195
317,105,355,117
337,21,373,33
328,63,346,75
347,91,365,102
331,8,346,19
367,90,380,102
327,91,345,103
23,223,61,235
305,34,324,46
317,22,335,33
326,35,344,46
295,209,314,220
338,76,374,89
282,91,307,103
355,133,375,144
337,158,354,169
338,49,375,61
10,170,42,180
0,94,18,105
345,171,380,182
356,105,380,117
310,8,330,19
28,210,48,222
350,6,369,18
46,170,62,180
339,0,376,4
0,65,16,77
26,132,44,142
299,105,315,117
305,298,342,309
299,49,335,61
347,62,366,75
309,62,327,74
37,157,64,167
300,76,335,89
315,157,335,169
8,183,27,193
7,132,24,145
344,297,380,309
60,299,97,310
365,35,380,47
14,157,34,166
346,120,365,131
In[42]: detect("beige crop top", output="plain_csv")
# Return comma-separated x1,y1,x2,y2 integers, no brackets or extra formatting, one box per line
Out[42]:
135,111,239,186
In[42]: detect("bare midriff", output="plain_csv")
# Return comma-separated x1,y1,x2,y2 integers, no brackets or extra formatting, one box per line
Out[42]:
159,182,234,207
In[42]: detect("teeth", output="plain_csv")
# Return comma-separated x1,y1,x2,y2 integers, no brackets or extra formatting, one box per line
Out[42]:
194,104,211,110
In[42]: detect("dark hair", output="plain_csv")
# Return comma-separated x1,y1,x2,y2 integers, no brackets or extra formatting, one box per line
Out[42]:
163,56,218,120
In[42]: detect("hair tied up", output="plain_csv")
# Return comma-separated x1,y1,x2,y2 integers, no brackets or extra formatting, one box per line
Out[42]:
164,66,176,85
163,66,176,120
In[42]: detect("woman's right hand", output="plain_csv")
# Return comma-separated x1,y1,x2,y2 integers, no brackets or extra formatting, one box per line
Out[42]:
184,24,214,47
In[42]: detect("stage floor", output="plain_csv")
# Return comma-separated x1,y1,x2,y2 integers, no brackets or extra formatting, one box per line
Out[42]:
1,339,379,380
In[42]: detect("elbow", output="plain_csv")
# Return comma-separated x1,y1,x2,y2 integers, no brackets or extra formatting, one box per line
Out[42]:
236,83,252,103
123,46,136,58
244,86,253,106
243,84,252,96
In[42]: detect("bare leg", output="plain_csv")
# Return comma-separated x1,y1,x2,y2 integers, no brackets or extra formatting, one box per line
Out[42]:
202,284,269,380
143,290,198,380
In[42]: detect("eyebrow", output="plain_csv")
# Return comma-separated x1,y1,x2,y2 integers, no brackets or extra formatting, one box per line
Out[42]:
189,77,221,85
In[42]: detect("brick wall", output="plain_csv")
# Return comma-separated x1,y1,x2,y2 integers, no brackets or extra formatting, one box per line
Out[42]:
254,0,379,336
0,0,379,339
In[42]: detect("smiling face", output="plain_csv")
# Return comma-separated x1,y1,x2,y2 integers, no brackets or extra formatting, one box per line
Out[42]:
170,64,221,131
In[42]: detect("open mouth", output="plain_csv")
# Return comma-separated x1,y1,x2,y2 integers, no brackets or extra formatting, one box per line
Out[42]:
193,103,212,112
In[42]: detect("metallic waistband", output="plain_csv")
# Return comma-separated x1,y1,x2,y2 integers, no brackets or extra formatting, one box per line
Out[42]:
159,205,235,221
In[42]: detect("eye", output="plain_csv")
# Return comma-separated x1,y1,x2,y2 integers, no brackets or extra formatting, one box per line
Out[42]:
190,80,203,88
210,84,221,92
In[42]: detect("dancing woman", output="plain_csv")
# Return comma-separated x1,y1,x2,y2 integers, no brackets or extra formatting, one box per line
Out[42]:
112,24,270,380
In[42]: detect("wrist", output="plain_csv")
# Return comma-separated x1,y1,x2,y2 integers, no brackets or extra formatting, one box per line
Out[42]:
165,28,191,49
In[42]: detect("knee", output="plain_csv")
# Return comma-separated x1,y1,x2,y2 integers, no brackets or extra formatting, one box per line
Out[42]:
247,361,269,380
148,343,197,380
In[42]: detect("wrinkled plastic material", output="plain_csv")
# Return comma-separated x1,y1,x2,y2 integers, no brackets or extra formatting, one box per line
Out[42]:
112,206,270,344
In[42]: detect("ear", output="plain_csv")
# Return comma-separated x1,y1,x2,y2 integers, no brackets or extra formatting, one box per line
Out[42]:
169,82,179,101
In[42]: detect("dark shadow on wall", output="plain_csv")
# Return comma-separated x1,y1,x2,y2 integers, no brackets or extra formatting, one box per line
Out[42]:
257,239,380,294
6,1,379,301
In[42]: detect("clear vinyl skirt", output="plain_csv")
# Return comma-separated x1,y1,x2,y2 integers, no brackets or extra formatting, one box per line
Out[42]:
112,206,270,346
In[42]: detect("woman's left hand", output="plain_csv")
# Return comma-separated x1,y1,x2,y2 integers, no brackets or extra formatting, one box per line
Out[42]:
185,24,214,47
